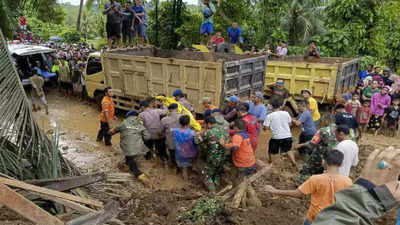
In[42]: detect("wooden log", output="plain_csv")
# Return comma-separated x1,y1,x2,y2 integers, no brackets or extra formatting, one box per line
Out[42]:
246,186,262,207
0,177,103,208
66,200,120,225
232,180,248,208
0,183,64,225
241,188,247,208
35,193,97,213
221,164,272,202
216,184,233,196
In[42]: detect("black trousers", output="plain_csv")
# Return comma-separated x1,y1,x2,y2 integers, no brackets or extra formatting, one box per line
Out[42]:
144,138,168,162
125,155,142,177
97,122,112,146
168,149,177,167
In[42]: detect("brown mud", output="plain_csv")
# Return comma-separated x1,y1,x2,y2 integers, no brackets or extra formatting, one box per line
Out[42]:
1,90,399,225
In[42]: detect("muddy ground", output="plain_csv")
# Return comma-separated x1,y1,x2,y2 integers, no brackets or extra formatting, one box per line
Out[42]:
1,90,400,225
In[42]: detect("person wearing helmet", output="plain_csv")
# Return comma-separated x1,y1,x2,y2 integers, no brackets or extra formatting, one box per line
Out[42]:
173,89,194,113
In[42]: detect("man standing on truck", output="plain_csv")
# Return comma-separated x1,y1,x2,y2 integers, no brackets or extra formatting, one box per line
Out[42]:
103,0,123,50
173,89,194,113
304,40,320,58
200,0,216,45
96,87,115,146
121,1,136,48
132,0,146,47
227,22,243,46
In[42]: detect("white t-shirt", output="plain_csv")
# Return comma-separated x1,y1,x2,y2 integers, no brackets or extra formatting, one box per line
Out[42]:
335,139,359,177
263,111,292,139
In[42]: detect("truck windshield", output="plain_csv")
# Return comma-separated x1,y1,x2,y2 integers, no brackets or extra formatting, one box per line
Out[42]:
86,57,102,75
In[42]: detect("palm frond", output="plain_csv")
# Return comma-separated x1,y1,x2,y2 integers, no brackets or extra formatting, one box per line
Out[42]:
0,30,74,180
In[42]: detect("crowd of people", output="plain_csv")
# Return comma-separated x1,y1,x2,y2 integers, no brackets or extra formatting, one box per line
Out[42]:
26,43,95,115
103,0,148,50
93,60,400,224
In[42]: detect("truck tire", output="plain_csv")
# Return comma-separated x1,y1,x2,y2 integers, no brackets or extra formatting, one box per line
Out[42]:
94,91,104,111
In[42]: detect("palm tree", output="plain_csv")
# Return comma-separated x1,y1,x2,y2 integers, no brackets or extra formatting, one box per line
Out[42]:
281,0,326,45
77,0,85,31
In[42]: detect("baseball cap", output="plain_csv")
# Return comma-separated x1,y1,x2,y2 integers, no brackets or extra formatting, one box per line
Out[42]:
254,91,263,99
226,95,239,103
301,89,312,95
173,89,183,97
383,68,390,72
125,110,138,118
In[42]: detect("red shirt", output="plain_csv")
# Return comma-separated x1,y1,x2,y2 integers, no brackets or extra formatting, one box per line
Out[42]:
242,114,259,150
20,16,26,26
356,106,371,124
210,35,225,45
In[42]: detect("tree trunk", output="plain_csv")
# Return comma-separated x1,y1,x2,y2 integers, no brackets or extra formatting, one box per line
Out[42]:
76,0,84,31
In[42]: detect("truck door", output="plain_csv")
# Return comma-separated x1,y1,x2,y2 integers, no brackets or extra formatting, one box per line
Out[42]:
84,55,104,98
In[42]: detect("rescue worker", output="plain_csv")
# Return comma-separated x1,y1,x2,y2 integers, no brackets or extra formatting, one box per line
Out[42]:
296,114,338,186
29,72,49,115
202,97,217,117
173,89,194,113
109,111,151,185
160,103,182,168
211,109,230,136
96,87,115,146
222,95,239,123
195,116,227,192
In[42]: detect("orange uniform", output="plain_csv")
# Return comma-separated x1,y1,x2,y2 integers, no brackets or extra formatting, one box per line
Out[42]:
298,173,352,222
224,131,255,168
100,96,115,123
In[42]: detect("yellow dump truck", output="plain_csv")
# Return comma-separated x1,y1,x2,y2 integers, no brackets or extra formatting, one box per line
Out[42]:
264,56,362,103
84,48,267,112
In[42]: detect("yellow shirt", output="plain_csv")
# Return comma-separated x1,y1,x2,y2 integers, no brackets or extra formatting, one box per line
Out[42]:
308,97,320,121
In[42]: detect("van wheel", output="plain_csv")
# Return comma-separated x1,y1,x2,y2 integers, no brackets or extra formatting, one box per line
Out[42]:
94,92,104,111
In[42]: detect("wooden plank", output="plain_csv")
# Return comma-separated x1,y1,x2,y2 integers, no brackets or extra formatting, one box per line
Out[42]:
0,177,103,208
0,183,64,225
26,173,106,190
66,200,120,225
35,193,97,213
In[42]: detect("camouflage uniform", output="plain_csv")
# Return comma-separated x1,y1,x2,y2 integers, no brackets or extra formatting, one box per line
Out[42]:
195,125,227,191
296,123,338,186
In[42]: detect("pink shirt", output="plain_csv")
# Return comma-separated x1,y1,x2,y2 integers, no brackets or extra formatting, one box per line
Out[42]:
370,93,391,116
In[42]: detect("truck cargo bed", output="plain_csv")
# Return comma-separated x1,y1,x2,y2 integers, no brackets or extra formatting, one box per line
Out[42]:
102,48,267,111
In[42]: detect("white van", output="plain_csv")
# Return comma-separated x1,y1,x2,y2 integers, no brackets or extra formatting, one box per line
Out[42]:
8,44,56,86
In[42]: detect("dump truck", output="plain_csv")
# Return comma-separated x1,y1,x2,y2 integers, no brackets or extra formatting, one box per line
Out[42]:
84,48,267,112
264,56,361,103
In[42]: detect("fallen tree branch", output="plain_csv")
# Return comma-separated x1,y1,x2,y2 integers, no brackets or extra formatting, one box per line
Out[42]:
34,193,97,213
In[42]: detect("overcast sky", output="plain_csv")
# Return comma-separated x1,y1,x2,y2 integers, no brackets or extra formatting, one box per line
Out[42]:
59,0,199,6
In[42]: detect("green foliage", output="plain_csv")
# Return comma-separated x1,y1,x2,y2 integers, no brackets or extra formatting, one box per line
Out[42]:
60,29,83,43
28,17,65,40
175,10,202,48
178,198,222,225
148,0,190,49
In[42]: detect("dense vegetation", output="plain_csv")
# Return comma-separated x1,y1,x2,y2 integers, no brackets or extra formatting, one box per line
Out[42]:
1,0,400,72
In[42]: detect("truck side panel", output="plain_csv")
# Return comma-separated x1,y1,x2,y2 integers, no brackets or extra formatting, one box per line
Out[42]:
102,52,223,112
265,61,339,103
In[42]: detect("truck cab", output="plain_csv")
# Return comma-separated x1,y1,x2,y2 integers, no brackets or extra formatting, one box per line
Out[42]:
84,52,105,104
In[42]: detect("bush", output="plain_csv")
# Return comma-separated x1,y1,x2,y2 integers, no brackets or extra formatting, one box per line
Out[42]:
60,29,83,43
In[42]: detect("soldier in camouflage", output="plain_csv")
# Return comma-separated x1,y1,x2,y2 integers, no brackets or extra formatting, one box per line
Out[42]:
195,116,227,192
296,115,338,186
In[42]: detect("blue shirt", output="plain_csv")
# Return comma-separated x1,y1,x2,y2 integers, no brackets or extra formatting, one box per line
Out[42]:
228,26,242,43
247,101,267,122
132,5,145,25
298,110,317,136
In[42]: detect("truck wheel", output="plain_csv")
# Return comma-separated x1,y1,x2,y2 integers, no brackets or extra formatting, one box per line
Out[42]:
94,92,104,111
